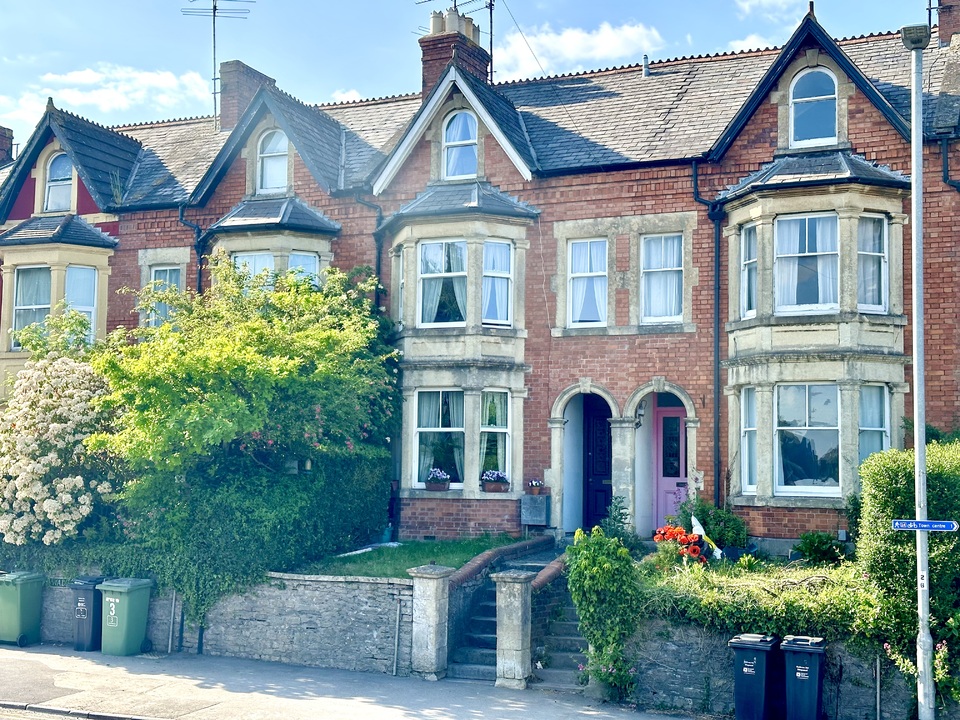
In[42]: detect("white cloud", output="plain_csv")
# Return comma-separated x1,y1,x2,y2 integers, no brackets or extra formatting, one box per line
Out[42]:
494,21,665,81
36,64,209,113
729,33,776,52
332,88,362,103
734,0,806,22
686,33,694,47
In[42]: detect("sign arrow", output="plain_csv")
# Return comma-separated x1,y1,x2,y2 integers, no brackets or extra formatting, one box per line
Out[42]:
892,520,959,532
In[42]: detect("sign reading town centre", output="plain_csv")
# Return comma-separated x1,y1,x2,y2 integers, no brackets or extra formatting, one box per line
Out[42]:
892,520,960,532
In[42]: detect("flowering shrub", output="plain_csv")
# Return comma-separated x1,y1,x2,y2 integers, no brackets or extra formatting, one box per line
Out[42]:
426,468,450,483
653,524,707,566
0,355,114,545
527,477,544,488
481,469,507,483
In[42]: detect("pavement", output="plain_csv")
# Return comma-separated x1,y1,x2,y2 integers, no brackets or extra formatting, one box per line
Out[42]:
0,644,697,720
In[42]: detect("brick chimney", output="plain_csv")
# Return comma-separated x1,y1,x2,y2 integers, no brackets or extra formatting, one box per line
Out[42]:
0,126,12,165
940,0,960,46
219,60,276,131
419,8,491,98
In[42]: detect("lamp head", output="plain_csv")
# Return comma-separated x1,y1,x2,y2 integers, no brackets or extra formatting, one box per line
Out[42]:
901,24,932,51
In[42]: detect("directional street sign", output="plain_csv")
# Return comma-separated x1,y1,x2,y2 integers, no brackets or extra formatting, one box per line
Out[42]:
892,520,959,532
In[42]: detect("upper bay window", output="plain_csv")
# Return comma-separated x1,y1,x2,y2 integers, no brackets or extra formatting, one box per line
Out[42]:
790,68,837,148
44,153,73,212
257,130,288,194
442,111,478,180
775,214,838,314
482,241,512,326
740,224,758,318
640,233,683,323
568,239,607,327
419,240,467,326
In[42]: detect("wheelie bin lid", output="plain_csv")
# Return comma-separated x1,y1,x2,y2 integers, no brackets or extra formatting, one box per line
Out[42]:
0,571,44,585
72,575,108,589
728,633,779,650
95,578,153,592
782,635,826,653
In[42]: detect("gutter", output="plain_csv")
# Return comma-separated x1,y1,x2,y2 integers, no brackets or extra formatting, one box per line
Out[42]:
941,138,960,191
691,160,726,509
177,205,205,292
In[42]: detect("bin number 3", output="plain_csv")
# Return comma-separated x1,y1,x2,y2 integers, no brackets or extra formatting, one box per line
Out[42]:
108,601,117,617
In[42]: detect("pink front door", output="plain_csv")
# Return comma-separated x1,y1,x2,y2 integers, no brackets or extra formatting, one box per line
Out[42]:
655,408,687,527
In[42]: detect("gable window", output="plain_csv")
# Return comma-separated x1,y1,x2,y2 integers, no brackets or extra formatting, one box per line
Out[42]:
12,266,52,348
790,68,837,147
416,390,464,484
568,239,607,326
857,215,888,313
257,130,288,194
741,387,757,494
65,266,97,340
640,233,683,323
858,385,889,465
482,241,512,326
419,240,466,326
150,266,181,326
442,111,478,180
775,214,838,313
775,383,840,496
44,153,73,212
741,224,758,318
480,391,510,479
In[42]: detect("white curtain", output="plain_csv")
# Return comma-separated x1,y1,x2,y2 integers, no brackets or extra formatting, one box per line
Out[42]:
775,219,802,307
859,386,886,463
483,243,510,323
570,242,589,322
857,218,883,306
448,392,464,482
643,236,682,318
448,243,467,321
417,392,441,482
590,241,607,323
814,217,838,305
13,267,52,332
420,244,443,323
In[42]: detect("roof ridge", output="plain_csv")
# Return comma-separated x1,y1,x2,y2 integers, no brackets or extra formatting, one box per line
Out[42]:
51,104,142,144
316,92,421,109
113,115,216,130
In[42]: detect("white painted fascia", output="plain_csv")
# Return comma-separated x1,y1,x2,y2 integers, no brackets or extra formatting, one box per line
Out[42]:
372,66,532,196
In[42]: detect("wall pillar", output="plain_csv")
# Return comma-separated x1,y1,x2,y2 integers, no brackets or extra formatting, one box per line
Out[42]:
610,418,636,532
491,569,536,689
546,417,566,539
407,564,456,680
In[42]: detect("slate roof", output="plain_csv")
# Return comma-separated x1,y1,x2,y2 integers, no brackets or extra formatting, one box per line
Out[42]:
0,214,118,248
379,180,539,234
719,151,910,201
201,196,340,243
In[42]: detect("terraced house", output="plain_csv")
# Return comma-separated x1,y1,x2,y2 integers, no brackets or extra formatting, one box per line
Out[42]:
1,4,958,545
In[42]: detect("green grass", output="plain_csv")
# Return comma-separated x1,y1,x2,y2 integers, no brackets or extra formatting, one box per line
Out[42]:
297,534,517,578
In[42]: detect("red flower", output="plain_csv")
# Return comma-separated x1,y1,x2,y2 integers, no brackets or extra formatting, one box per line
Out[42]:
688,545,701,557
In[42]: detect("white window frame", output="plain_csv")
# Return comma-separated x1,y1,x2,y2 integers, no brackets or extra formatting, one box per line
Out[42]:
857,214,889,314
257,129,288,194
415,389,466,486
482,241,512,327
150,265,182,326
65,265,97,341
441,110,478,181
774,383,841,497
640,233,683,324
44,152,73,212
740,223,758,319
789,67,838,149
741,387,757,494
479,389,511,480
774,213,839,315
417,240,467,328
858,384,890,465
12,265,52,350
289,252,321,286
567,238,608,328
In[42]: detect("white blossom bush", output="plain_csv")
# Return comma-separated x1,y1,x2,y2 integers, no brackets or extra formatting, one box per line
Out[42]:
0,355,113,545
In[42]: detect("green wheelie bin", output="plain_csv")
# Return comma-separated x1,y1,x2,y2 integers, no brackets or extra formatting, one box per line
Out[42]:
96,578,153,656
0,571,45,647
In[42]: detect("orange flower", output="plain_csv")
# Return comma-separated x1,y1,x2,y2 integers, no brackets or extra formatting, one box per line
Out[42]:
689,534,700,543
688,545,701,557
654,534,664,542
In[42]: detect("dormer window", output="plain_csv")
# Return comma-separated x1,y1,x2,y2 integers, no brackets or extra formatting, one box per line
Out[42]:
790,68,837,148
257,130,288,194
442,111,477,180
44,153,73,211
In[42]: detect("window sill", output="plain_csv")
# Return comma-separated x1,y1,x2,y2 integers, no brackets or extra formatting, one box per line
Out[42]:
773,142,852,158
729,495,846,510
726,312,907,332
400,326,527,339
552,322,695,338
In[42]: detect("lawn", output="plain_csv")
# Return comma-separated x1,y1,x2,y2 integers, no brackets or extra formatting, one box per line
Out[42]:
298,534,516,578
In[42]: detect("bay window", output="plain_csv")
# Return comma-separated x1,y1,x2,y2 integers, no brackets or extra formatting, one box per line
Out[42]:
65,266,97,339
479,391,510,478
857,215,888,312
482,241,512,326
640,233,683,323
775,383,840,495
12,266,51,347
419,240,466,326
858,385,889,464
568,239,607,326
775,214,838,314
416,390,465,484
741,224,757,318
741,387,757,493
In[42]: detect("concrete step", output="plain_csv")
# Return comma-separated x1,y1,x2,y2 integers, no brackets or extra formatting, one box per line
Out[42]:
555,604,579,622
451,645,496,665
543,649,588,670
447,662,496,681
469,616,496,635
465,632,497,649
476,601,497,618
545,634,587,653
549,620,581,636
530,667,585,693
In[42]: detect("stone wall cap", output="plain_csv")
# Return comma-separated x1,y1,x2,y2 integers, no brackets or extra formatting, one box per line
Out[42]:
490,569,537,583
267,571,413,586
407,564,457,579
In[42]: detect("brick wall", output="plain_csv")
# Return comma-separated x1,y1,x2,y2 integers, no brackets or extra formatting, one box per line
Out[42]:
398,498,522,540
737,506,848,540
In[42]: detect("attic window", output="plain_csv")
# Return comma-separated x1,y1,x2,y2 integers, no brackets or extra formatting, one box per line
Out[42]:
790,68,837,148
442,111,478,180
44,153,73,212
257,130,288,194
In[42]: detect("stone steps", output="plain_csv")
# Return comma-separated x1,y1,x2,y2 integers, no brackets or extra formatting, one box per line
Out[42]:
533,592,587,693
446,662,496,681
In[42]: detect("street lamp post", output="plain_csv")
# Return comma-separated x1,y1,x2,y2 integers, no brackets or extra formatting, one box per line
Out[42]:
901,22,934,720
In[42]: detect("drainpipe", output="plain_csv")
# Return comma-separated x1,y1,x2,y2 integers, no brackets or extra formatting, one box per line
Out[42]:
354,194,385,308
178,205,205,293
691,160,727,508
940,138,960,191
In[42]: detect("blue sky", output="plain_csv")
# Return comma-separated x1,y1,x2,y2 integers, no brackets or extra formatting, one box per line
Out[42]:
0,0,930,152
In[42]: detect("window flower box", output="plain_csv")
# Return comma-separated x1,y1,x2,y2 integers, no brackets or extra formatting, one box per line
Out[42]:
481,470,509,493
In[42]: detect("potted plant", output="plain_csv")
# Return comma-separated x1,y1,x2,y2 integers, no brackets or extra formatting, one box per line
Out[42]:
527,478,544,495
424,468,451,491
481,469,509,493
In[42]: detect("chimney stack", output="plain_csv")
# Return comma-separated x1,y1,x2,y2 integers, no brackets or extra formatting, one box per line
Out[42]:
419,8,491,98
0,126,12,165
219,60,277,131
940,0,960,46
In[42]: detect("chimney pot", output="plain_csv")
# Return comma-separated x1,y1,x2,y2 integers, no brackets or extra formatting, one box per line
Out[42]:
419,7,491,97
429,11,444,35
642,55,650,77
